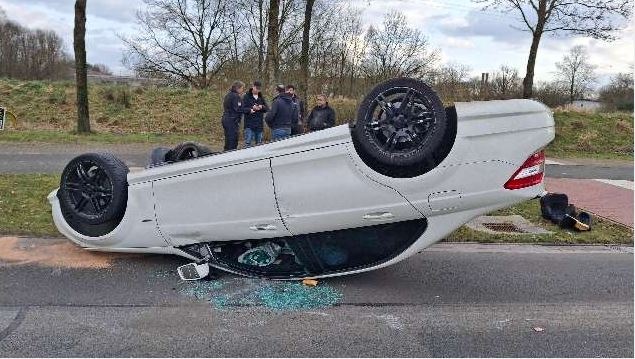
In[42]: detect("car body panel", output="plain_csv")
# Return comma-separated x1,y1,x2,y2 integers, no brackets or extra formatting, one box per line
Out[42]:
271,143,422,235
153,158,290,245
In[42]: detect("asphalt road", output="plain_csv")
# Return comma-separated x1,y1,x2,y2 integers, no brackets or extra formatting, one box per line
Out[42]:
0,144,632,179
0,240,632,357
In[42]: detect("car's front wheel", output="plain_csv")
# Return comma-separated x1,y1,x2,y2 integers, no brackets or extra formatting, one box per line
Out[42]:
58,152,128,237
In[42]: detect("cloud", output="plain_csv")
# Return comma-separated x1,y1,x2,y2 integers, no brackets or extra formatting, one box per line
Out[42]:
438,9,533,45
2,0,143,23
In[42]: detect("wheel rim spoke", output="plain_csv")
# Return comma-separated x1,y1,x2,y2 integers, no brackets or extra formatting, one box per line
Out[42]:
399,89,415,116
75,196,89,211
65,181,83,192
384,132,398,150
91,197,102,212
76,163,92,184
375,94,394,118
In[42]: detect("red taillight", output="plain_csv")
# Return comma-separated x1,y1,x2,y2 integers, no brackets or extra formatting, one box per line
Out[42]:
504,151,545,190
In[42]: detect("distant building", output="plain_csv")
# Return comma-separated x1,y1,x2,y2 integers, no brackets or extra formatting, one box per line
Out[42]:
567,99,603,111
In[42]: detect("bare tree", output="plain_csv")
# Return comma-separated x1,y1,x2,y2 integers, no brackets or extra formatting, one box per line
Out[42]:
362,11,438,81
74,0,90,133
475,0,631,98
599,71,634,111
265,0,280,85
237,0,268,78
430,62,472,101
298,0,315,100
555,45,597,103
122,0,231,88
491,65,521,99
0,7,68,80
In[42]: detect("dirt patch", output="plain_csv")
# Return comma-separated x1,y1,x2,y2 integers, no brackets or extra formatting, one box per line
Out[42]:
0,236,134,268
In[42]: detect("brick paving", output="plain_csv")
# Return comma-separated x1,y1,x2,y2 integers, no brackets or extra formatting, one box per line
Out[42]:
545,177,634,228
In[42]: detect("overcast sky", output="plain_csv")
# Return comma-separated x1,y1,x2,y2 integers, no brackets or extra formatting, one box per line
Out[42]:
0,0,632,86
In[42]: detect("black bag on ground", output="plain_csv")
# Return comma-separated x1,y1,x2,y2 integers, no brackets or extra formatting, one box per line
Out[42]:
540,193,570,223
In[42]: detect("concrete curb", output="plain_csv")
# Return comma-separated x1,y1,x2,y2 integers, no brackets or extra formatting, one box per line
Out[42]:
427,242,633,254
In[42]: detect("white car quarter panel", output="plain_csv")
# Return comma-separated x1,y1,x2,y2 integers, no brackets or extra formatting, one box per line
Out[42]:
152,159,290,245
271,143,423,235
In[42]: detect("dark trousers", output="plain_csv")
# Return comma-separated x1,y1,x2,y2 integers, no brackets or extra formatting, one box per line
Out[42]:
222,120,239,151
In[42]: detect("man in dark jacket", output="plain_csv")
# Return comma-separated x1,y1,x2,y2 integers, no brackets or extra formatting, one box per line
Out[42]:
285,84,305,135
241,81,269,147
306,94,336,132
265,84,297,141
222,80,252,151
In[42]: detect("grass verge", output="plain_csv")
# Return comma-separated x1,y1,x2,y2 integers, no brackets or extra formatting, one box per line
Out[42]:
0,129,214,146
0,174,60,237
546,110,633,161
1,174,632,244
445,199,633,245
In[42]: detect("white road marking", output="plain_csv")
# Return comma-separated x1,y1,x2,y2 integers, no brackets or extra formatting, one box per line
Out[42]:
593,179,634,191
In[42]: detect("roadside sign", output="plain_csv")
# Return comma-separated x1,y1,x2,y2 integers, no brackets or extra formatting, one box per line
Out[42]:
0,107,5,130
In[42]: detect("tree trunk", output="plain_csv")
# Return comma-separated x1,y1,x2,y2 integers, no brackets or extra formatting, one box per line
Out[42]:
522,32,542,99
569,68,576,103
74,0,90,133
265,0,280,86
299,0,315,100
257,0,265,79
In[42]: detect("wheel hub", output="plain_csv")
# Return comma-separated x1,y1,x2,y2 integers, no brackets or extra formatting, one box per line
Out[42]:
393,114,407,129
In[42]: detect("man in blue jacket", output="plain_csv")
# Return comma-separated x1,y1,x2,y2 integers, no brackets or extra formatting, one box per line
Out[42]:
221,80,252,151
265,84,297,141
241,81,269,147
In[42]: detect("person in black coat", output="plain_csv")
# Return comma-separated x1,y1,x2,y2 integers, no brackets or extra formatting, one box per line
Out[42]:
221,80,252,151
241,81,269,147
285,84,305,135
306,94,336,132
265,84,298,141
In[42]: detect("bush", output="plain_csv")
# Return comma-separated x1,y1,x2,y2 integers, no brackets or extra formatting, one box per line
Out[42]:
47,87,67,105
102,86,132,108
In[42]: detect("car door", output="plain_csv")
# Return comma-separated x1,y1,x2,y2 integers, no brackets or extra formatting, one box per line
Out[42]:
270,143,423,235
153,159,290,246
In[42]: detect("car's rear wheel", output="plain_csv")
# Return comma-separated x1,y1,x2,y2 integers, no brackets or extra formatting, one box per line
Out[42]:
352,78,453,177
165,142,213,162
58,153,128,237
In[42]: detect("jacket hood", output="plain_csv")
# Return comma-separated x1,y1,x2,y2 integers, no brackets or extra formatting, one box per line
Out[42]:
277,92,293,103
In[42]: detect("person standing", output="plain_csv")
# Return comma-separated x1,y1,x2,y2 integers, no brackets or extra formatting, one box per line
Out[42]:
265,84,297,141
221,80,252,151
242,81,269,147
306,94,336,132
285,84,305,135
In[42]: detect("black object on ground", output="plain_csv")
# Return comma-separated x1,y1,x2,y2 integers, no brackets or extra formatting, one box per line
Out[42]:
540,193,592,231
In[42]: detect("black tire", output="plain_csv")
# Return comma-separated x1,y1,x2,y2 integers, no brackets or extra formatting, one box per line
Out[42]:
165,142,213,162
352,78,450,177
58,152,128,236
148,147,171,167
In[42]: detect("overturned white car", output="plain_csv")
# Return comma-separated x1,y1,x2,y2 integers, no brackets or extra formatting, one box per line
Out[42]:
49,78,555,279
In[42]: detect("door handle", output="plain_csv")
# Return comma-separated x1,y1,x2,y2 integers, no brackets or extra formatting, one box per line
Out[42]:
363,212,394,221
249,224,277,231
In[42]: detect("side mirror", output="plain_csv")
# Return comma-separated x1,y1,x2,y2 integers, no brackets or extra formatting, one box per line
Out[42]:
177,262,210,281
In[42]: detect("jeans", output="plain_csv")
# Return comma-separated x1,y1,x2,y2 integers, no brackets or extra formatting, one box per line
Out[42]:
244,127,263,147
271,127,292,141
